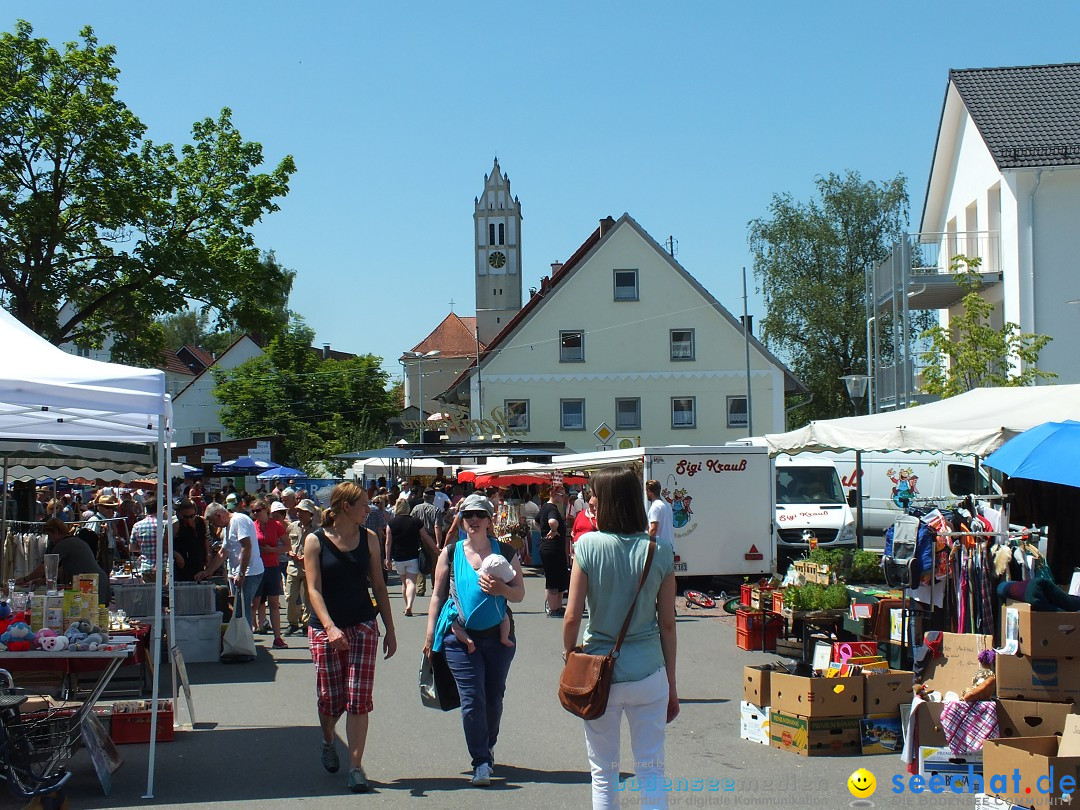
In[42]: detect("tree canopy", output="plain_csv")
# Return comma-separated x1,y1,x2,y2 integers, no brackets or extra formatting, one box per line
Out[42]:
748,171,915,423
0,21,296,365
213,320,395,475
919,255,1055,398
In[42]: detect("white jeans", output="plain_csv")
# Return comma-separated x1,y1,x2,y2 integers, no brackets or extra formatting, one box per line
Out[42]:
584,667,668,809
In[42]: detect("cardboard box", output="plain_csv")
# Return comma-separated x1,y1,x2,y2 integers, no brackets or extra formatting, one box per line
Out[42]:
997,699,1077,738
743,665,772,706
997,654,1080,702
918,745,982,790
921,633,995,698
769,671,864,718
1004,600,1080,657
863,669,914,716
981,715,1080,807
769,710,860,756
914,701,949,748
739,701,770,746
860,714,903,755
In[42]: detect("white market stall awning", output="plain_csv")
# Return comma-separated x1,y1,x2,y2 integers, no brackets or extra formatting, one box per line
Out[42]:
765,384,1080,457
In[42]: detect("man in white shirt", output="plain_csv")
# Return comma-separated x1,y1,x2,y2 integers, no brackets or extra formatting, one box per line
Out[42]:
646,479,675,551
200,502,264,629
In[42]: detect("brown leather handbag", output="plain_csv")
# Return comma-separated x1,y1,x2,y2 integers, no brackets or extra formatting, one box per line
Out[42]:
558,539,656,720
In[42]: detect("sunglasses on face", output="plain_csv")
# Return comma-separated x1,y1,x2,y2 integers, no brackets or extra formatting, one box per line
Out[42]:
461,511,488,520
252,507,264,514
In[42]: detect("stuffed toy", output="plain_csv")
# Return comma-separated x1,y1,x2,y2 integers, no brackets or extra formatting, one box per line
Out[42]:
998,578,1080,612
65,623,88,647
38,634,68,651
1,622,35,651
34,627,57,649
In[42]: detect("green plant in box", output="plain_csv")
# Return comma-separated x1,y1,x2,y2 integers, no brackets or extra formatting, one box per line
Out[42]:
821,584,851,610
849,550,884,584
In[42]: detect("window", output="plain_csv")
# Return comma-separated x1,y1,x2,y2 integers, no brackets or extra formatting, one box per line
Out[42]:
489,223,496,246
504,400,529,431
947,463,990,496
561,399,585,430
613,269,639,301
671,397,696,429
726,396,747,429
560,330,584,362
207,431,221,443
498,223,505,245
670,329,695,361
192,432,205,445
76,346,90,358
616,398,641,430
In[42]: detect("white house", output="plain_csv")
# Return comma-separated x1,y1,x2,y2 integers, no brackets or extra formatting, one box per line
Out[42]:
439,213,804,451
170,334,263,446
400,312,484,422
871,63,1080,408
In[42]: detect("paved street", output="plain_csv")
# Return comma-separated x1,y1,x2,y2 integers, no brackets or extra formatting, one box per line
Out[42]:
49,572,969,809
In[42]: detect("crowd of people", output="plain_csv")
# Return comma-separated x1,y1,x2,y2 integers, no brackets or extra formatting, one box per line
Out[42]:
26,467,681,804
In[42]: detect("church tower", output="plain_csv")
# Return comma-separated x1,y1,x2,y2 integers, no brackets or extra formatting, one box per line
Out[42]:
474,158,523,345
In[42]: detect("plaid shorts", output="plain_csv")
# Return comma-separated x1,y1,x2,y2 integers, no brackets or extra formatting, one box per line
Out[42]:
309,620,378,716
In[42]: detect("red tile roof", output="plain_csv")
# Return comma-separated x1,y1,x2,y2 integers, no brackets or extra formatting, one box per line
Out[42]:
410,312,486,358
161,351,196,377
180,345,216,369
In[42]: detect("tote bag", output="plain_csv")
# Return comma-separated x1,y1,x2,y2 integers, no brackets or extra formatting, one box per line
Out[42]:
419,650,460,711
221,591,256,663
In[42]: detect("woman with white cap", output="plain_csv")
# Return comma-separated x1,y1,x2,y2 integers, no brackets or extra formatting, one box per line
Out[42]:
424,492,525,787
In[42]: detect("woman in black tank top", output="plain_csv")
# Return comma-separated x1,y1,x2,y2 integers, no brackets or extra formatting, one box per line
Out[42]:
304,483,397,793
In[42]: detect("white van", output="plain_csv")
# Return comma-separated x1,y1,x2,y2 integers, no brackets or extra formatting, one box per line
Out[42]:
818,450,999,545
774,456,856,567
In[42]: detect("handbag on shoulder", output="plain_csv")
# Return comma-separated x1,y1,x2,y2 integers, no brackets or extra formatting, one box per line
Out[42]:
558,539,656,720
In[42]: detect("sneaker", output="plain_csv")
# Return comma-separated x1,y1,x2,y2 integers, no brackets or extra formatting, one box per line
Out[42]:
548,608,565,618
258,622,272,635
273,637,288,649
321,741,340,773
347,766,370,793
285,624,299,636
470,762,492,787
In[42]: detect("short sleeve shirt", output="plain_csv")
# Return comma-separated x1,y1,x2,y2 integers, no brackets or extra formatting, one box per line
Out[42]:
226,513,264,578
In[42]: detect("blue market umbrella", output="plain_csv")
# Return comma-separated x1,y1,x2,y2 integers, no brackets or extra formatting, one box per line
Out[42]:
213,456,281,476
984,420,1080,489
257,464,304,480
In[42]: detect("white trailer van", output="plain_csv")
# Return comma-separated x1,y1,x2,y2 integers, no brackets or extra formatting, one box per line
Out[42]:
773,455,857,566
817,450,999,545
552,445,775,578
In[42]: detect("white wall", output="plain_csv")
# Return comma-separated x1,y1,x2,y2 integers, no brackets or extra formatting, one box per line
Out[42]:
171,337,263,444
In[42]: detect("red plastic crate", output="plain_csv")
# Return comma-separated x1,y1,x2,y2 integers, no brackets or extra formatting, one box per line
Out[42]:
735,609,780,651
111,707,174,744
740,583,754,606
771,590,784,613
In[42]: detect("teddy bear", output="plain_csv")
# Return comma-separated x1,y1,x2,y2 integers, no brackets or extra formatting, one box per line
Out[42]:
1,621,35,651
38,634,68,651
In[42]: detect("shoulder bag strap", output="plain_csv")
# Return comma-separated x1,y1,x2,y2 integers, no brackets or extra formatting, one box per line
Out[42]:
611,539,656,657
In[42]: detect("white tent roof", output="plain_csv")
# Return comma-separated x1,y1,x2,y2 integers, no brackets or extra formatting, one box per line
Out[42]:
765,384,1080,457
0,308,168,440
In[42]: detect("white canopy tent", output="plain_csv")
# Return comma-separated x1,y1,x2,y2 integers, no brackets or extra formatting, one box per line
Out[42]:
0,308,171,798
764,384,1080,458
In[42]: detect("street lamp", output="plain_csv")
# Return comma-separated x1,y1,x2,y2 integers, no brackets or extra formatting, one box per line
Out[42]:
402,350,441,422
841,374,869,416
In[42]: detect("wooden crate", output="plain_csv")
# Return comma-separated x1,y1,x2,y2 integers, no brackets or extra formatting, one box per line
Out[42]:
793,561,832,586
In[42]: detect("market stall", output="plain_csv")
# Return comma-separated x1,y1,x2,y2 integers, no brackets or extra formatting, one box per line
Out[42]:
0,308,171,798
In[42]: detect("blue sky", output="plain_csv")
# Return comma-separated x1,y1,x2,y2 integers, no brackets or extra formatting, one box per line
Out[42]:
10,2,1080,378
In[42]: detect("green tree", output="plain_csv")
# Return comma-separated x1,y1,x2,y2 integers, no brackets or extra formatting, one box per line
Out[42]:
0,21,296,365
749,171,922,423
919,255,1055,398
213,319,395,473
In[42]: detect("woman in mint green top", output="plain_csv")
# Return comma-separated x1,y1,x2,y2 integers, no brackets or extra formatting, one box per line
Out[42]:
563,466,679,810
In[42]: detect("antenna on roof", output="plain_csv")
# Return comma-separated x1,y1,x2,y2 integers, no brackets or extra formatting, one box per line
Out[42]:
664,236,678,257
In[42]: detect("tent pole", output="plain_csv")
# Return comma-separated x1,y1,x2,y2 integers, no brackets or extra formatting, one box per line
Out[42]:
167,442,178,715
144,420,166,800
855,449,864,550
1,459,7,583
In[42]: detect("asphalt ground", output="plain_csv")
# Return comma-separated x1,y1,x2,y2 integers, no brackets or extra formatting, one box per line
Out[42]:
20,570,974,809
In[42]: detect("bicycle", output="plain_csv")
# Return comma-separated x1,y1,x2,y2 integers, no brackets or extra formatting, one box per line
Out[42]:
0,669,74,808
683,590,717,609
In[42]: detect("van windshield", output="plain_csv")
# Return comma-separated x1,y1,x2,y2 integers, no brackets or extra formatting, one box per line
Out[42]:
776,467,846,505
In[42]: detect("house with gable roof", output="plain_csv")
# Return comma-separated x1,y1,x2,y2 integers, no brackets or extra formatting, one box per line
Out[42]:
401,312,484,421
870,62,1080,409
439,213,804,452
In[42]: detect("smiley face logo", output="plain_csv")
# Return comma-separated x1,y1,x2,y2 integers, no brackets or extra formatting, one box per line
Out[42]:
847,768,876,798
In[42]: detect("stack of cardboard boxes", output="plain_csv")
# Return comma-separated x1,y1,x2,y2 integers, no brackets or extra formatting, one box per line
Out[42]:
740,643,914,757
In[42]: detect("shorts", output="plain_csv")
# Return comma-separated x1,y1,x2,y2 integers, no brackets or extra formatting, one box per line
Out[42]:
257,565,284,597
539,544,569,591
309,620,379,716
394,558,420,577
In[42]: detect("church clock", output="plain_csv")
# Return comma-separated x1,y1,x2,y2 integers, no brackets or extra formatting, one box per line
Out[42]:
488,251,507,269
